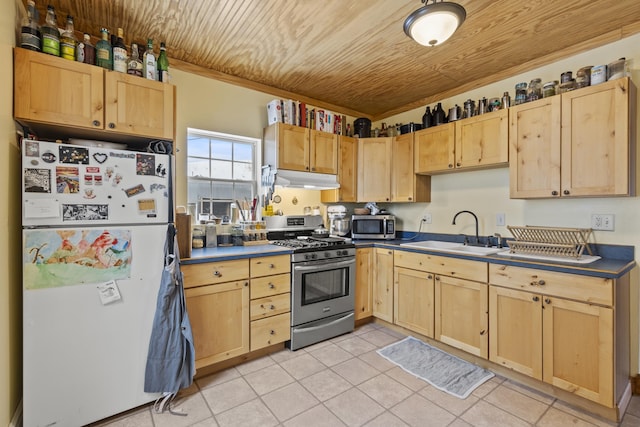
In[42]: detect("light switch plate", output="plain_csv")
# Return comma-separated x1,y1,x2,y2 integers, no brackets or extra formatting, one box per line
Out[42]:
496,213,506,227
591,214,614,231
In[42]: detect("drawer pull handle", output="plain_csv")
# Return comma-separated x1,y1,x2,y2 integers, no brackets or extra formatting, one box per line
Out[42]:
427,275,433,279
270,329,275,335
545,298,552,304
479,330,486,335
268,283,275,289
538,280,545,286
213,270,222,277
533,296,540,302
270,304,275,310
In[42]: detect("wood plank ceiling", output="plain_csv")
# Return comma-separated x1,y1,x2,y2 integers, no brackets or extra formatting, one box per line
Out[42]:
29,0,640,120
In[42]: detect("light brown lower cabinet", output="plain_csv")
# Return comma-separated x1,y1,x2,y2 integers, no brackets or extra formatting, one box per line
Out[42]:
394,267,434,338
489,264,627,409
372,248,394,322
355,248,373,320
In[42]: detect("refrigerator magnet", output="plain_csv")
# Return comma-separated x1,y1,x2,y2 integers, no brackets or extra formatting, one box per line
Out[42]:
123,184,145,197
97,280,122,305
25,140,39,157
135,154,155,176
137,198,156,214
59,146,89,164
24,168,51,193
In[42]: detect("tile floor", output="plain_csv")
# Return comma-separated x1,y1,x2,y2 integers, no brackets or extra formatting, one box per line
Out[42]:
93,323,640,427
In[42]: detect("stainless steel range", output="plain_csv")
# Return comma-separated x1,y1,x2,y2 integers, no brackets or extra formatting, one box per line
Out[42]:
266,216,356,350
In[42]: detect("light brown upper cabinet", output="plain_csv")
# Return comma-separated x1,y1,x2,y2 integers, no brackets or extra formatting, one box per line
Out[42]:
414,123,456,173
14,47,175,141
321,135,358,203
263,123,338,174
510,77,636,198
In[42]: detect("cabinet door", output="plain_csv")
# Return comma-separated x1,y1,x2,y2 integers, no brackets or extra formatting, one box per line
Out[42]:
509,97,561,198
277,124,310,172
394,267,434,338
489,286,542,379
185,280,250,369
542,296,614,407
561,77,636,197
104,71,175,140
14,47,104,129
435,276,488,358
310,130,338,174
358,137,392,202
391,133,415,202
455,109,508,169
373,248,394,322
355,248,373,320
414,123,455,173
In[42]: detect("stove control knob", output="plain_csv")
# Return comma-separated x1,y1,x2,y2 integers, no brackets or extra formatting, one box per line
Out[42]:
312,253,318,259
325,252,331,258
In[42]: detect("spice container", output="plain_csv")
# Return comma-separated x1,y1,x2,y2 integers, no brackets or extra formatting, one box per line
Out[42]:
607,57,629,81
591,65,607,85
560,71,572,83
543,81,557,98
576,66,592,88
515,82,527,105
558,79,576,94
526,78,542,102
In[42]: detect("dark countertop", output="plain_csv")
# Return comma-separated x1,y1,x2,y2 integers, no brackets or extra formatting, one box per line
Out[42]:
181,234,635,279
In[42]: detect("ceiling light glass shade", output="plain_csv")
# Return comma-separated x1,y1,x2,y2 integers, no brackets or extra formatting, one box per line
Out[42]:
404,1,466,46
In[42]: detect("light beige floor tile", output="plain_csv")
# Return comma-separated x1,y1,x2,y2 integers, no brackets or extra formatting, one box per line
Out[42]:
178,380,201,396
234,354,276,375
448,419,473,427
303,339,334,352
384,366,428,392
626,395,640,418
484,384,549,423
279,353,327,380
308,342,354,367
620,413,640,427
97,406,153,427
262,382,319,422
214,398,279,427
200,377,257,415
270,347,305,364
353,323,382,336
552,400,618,427
537,407,598,427
501,378,555,405
334,335,377,356
151,392,213,427
461,400,530,427
418,384,479,416
358,374,413,409
358,350,397,372
196,367,241,390
332,357,380,385
362,411,409,427
470,376,503,398
359,329,402,347
243,363,295,395
377,327,407,339
190,417,219,427
390,393,456,427
300,369,353,401
325,387,386,426
282,404,346,427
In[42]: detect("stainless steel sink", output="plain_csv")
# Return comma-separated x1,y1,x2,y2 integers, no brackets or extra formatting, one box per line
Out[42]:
399,240,504,256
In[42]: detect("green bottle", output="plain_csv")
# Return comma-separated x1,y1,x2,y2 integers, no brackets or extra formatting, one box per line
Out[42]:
157,42,169,83
41,5,59,56
95,28,112,69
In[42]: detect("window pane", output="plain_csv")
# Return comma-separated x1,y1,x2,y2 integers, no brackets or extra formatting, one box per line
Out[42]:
234,143,253,163
213,181,234,199
211,160,232,179
188,157,210,177
187,136,210,158
234,161,253,180
187,179,212,205
212,140,233,161
235,182,253,201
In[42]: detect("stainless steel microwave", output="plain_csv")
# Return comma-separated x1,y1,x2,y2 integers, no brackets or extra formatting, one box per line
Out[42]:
351,215,396,240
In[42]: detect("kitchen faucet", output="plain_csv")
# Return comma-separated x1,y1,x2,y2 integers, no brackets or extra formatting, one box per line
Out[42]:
452,210,480,245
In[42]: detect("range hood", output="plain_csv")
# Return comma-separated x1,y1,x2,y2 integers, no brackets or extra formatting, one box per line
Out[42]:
269,168,340,190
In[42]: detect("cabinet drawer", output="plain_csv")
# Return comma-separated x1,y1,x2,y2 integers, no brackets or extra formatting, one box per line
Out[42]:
250,273,291,299
489,264,613,306
182,259,249,288
250,255,290,277
250,293,291,320
251,312,291,350
395,250,487,282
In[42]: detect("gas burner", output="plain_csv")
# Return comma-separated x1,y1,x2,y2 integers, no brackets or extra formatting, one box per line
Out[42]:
270,237,349,250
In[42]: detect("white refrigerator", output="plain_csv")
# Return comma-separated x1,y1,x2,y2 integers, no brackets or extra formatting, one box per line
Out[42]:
21,139,172,426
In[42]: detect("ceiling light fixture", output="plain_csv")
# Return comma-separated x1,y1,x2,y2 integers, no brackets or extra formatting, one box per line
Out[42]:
403,0,466,47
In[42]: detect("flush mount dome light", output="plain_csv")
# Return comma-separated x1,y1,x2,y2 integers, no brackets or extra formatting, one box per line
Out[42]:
404,0,466,47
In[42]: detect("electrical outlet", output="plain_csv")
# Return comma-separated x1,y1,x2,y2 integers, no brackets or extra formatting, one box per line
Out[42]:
422,213,432,224
591,214,615,231
496,213,506,227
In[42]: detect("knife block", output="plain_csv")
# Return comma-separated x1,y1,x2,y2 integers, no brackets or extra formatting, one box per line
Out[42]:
175,213,192,258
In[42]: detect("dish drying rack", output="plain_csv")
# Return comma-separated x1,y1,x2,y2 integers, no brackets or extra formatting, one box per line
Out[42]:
505,226,594,259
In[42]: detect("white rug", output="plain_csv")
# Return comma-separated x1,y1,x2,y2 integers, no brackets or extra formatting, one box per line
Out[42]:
377,336,494,399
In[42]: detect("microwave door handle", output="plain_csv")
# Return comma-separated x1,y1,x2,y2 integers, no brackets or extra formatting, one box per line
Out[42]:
294,258,354,271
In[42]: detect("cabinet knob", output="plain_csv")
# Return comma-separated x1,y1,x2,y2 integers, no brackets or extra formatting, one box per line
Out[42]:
538,280,545,286
244,282,249,287
108,122,115,129
448,164,454,168
270,329,275,335
268,283,275,289
305,166,310,171
269,263,275,268
213,270,222,277
427,275,433,279
533,296,540,302
456,162,461,167
479,330,486,335
408,197,413,201
563,190,570,195
92,120,100,127
544,298,552,304
551,190,559,196
435,276,440,281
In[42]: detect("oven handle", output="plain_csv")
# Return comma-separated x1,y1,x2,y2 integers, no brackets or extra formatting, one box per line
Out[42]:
292,312,355,333
293,258,355,271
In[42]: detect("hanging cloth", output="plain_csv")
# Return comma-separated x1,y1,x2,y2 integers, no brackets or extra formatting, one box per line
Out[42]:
144,224,195,415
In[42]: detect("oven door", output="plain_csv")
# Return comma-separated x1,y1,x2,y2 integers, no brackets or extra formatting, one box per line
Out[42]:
291,256,355,326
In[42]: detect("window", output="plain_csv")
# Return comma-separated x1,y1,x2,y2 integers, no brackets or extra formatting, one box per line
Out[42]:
187,128,259,221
